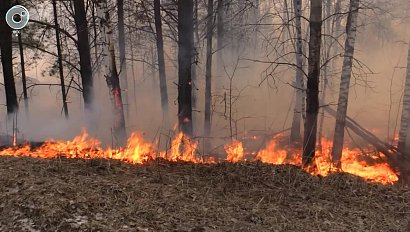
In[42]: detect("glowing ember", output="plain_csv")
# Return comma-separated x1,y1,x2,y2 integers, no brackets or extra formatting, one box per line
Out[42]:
0,130,399,185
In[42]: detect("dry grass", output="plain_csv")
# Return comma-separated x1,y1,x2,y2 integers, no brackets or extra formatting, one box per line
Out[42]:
0,156,409,232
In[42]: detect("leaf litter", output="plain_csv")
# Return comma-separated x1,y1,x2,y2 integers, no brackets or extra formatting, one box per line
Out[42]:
0,156,409,231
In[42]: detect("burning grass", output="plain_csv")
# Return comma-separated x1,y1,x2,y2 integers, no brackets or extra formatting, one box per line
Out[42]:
0,131,400,184
0,157,409,231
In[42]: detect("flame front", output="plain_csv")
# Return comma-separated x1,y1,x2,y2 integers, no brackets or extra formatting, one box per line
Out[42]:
225,140,244,162
0,130,399,185
255,136,399,184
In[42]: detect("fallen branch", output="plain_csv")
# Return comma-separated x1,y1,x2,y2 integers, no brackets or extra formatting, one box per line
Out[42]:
322,104,410,182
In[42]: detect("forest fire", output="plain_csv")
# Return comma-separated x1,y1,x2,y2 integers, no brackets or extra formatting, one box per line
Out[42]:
0,131,399,185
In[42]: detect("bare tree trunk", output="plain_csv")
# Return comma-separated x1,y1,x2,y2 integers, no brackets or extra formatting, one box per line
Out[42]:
96,0,127,145
91,0,99,69
204,0,214,140
317,0,332,152
216,0,225,87
178,0,194,137
282,0,290,45
52,0,69,118
192,0,199,112
154,0,169,126
0,0,18,115
18,34,29,115
73,0,94,110
331,0,360,167
117,0,129,120
398,42,410,153
334,0,342,43
302,0,322,166
290,0,305,144
251,0,260,50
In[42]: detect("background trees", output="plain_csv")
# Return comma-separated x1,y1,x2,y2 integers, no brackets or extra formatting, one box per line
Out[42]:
0,0,409,166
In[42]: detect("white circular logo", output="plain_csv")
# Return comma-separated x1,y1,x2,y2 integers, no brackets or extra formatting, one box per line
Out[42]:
6,5,30,30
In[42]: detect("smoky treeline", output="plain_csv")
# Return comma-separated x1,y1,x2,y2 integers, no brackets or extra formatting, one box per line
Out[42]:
0,0,409,167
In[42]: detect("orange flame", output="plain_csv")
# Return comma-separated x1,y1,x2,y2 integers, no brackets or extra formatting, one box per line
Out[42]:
0,130,399,185
255,136,399,184
225,140,244,162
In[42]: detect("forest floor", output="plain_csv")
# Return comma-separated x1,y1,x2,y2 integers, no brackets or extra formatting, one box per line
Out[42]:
0,156,409,232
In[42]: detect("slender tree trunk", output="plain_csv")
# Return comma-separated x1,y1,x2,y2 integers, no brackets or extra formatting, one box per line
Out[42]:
317,0,332,152
251,0,260,50
154,0,170,126
117,0,129,120
96,0,127,145
331,0,360,167
91,1,99,69
0,0,18,115
216,0,225,86
73,0,94,110
192,0,199,111
290,0,305,144
302,0,322,166
18,34,29,115
52,0,69,118
178,0,194,137
150,45,156,89
334,0,342,43
398,42,410,153
204,0,214,140
283,0,290,45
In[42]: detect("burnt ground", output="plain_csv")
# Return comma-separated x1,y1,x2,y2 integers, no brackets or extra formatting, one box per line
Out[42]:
0,156,409,232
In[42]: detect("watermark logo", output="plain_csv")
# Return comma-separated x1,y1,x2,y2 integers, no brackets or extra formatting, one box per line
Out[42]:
6,5,30,31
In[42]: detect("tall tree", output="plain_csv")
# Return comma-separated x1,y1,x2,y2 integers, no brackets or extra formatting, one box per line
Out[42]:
192,0,199,112
289,0,305,144
302,0,322,166
0,0,19,115
204,0,214,141
331,0,360,166
52,0,69,118
216,0,225,87
177,0,194,136
73,0,94,110
117,0,129,119
18,33,29,115
154,0,170,126
317,0,333,151
398,42,410,153
96,0,127,145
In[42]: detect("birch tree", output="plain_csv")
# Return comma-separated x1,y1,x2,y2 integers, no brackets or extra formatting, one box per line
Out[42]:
216,0,225,86
117,0,129,120
331,0,360,166
178,0,194,137
398,42,410,153
96,0,127,145
204,0,214,141
302,0,322,166
289,0,305,144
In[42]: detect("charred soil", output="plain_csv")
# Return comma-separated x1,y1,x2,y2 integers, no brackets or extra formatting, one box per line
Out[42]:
0,156,409,231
